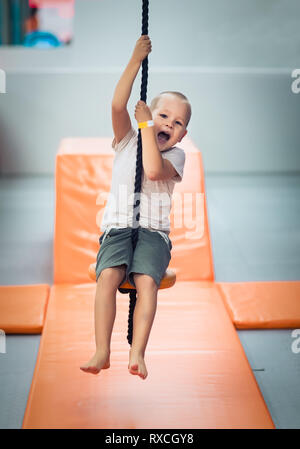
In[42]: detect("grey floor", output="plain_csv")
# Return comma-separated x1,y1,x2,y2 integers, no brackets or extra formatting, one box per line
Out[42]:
0,173,299,429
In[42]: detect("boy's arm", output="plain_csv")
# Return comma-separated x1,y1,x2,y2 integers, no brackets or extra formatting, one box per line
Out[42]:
140,127,177,181
135,101,178,181
112,36,152,145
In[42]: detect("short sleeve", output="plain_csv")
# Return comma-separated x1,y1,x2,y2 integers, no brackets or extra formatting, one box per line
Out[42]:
112,127,137,152
163,147,186,183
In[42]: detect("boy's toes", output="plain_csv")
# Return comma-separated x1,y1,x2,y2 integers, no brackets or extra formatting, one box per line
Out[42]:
80,355,110,375
88,367,100,374
80,365,99,374
80,364,89,372
129,364,139,375
138,370,147,380
128,363,147,379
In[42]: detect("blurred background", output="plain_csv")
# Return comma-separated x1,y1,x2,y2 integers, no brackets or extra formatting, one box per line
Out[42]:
0,0,299,174
0,0,73,47
0,0,299,429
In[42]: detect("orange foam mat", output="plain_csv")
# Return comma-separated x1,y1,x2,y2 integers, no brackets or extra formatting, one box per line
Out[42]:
23,282,274,429
54,136,214,285
0,284,50,334
217,281,300,329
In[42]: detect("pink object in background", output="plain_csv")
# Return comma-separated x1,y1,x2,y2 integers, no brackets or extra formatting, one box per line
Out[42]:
29,0,74,19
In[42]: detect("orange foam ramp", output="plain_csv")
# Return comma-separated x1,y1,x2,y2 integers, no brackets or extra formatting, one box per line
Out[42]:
54,136,214,284
22,282,274,429
23,135,275,429
0,284,50,334
217,281,300,329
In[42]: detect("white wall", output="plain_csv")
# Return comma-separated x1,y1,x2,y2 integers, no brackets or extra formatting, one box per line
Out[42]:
0,0,299,174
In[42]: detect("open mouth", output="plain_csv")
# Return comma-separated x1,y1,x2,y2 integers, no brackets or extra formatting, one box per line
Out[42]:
157,131,170,144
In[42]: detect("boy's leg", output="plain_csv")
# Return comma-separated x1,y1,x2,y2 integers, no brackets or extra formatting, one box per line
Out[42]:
94,264,127,351
127,228,172,380
80,264,127,374
128,273,159,380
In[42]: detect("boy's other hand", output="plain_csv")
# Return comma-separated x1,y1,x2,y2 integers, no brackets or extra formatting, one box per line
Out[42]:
131,35,152,64
135,100,153,123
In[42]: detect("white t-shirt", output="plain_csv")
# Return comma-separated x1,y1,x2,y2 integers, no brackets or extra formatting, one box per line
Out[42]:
100,126,186,240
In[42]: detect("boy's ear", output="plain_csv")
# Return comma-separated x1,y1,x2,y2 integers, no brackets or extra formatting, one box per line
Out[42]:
178,129,187,142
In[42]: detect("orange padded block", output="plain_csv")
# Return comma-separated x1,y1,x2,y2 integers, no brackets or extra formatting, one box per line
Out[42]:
54,136,214,284
0,284,50,334
217,281,300,329
23,282,274,429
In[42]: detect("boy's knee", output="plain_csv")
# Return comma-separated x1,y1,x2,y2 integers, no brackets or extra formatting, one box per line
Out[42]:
98,265,127,285
133,273,158,291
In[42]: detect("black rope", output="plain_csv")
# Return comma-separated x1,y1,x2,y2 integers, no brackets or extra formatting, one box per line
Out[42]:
118,0,149,346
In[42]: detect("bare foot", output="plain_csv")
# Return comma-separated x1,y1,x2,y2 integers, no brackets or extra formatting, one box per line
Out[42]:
80,351,110,375
128,350,148,380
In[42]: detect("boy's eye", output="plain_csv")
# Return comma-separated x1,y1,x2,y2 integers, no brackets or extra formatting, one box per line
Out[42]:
160,114,182,126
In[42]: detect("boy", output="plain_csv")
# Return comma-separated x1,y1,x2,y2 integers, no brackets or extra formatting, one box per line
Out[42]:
80,35,191,380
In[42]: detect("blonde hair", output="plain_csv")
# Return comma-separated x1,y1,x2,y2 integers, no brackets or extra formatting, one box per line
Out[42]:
150,91,192,127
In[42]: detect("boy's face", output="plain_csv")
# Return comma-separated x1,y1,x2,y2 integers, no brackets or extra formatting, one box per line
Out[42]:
151,94,188,151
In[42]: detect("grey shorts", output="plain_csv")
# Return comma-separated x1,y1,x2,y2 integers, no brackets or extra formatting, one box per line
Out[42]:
95,227,172,288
